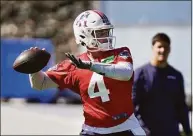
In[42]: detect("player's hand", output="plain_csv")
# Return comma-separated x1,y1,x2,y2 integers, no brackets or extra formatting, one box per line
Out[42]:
29,47,45,51
65,53,92,69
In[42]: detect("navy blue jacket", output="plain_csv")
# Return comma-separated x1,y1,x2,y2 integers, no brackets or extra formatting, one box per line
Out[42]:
132,63,191,136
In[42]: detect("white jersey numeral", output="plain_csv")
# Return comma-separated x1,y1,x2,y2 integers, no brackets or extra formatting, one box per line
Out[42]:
88,73,110,102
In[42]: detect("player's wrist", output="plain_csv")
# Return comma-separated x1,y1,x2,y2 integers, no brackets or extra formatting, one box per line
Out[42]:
85,61,92,69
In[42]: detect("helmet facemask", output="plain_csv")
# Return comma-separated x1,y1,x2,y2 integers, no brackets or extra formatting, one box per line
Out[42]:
87,28,116,52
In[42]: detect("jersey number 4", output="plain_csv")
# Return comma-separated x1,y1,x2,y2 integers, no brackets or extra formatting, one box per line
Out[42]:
88,73,110,102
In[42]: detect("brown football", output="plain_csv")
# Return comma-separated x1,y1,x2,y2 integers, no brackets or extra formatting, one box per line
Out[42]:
13,49,51,74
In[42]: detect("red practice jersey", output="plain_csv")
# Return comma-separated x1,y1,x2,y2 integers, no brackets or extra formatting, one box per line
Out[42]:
46,47,134,128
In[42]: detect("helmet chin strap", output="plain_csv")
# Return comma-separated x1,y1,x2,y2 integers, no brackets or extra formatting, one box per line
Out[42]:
98,42,112,50
86,43,114,52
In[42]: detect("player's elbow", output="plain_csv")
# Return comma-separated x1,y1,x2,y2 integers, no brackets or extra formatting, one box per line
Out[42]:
29,72,59,90
116,71,133,81
125,74,133,81
31,86,43,91
29,72,45,91
126,68,134,80
115,62,133,81
30,81,44,91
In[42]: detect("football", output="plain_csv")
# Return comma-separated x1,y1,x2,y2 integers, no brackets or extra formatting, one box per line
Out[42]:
13,49,51,74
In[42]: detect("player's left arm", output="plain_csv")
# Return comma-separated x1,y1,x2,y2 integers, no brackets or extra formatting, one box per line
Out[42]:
176,73,192,135
90,49,133,81
65,48,133,81
90,61,133,81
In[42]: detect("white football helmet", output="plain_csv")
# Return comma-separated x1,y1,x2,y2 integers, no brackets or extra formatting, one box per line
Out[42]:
73,10,116,52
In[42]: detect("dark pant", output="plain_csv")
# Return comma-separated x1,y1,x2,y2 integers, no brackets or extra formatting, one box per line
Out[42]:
80,130,135,136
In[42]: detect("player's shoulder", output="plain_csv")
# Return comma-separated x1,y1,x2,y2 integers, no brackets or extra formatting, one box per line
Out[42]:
135,63,153,71
134,63,150,78
114,46,131,52
167,64,183,78
113,46,131,55
47,59,75,72
112,46,132,58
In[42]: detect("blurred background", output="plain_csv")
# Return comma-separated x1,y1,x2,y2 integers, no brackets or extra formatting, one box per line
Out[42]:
1,0,192,135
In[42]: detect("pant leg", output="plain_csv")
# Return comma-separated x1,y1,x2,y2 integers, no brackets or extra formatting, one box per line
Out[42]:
110,130,135,136
79,129,99,136
80,130,135,136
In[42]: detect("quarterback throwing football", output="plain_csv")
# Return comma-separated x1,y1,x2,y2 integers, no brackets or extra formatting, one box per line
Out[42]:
28,10,146,136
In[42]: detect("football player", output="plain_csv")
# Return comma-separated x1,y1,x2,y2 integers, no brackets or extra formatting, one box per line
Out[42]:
28,10,146,136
